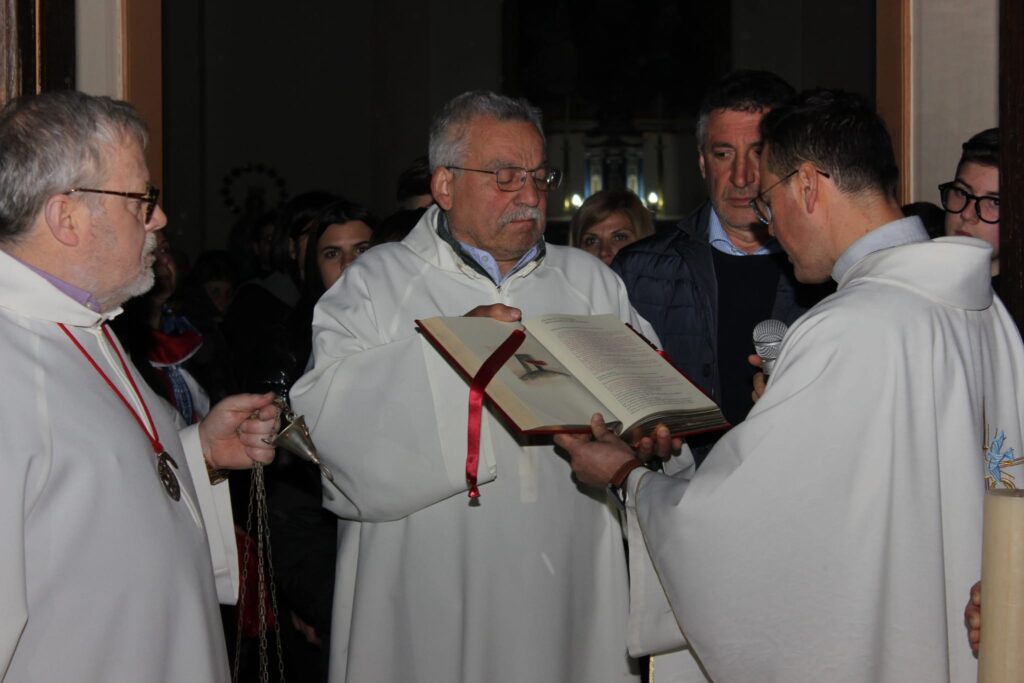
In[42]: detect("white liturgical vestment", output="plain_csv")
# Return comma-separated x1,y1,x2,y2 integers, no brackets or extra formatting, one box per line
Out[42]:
624,228,1024,682
291,206,653,683
0,249,238,682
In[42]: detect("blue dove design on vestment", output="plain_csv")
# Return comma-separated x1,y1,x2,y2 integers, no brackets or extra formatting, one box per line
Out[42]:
985,430,1018,488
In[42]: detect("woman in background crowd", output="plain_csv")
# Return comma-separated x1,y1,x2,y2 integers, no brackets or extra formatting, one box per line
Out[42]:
569,188,655,266
272,198,376,683
307,201,375,292
290,199,376,371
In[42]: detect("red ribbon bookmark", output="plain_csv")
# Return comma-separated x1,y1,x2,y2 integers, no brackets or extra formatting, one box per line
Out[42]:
466,329,526,500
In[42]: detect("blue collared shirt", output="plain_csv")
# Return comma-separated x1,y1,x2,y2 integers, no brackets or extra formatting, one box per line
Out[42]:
832,216,929,282
457,240,540,285
438,213,542,285
708,209,780,256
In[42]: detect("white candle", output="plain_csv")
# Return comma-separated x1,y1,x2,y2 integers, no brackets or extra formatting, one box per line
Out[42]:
979,488,1024,682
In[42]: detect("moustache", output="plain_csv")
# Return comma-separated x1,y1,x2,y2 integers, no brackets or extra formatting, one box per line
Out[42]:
142,233,158,260
499,207,543,226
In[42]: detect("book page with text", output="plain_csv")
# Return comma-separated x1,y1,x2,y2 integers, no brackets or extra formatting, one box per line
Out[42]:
417,316,617,433
526,314,718,430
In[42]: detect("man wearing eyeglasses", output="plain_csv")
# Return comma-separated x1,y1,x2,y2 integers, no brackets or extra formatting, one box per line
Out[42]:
556,90,1024,682
940,128,1000,285
290,90,652,682
0,90,279,681
612,70,830,467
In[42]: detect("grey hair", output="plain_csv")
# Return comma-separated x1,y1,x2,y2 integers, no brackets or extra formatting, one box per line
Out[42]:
0,90,148,244
694,70,795,150
428,90,545,171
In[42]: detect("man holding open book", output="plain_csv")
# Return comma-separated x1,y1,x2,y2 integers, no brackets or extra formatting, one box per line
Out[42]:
291,91,658,682
557,90,1024,682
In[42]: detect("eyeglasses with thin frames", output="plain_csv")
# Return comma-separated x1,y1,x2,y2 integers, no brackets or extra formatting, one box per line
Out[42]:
447,165,563,192
66,183,161,224
937,182,999,224
749,169,831,226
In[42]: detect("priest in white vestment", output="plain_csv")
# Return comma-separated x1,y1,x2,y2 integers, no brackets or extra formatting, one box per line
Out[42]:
557,89,1024,683
291,91,648,682
0,91,279,682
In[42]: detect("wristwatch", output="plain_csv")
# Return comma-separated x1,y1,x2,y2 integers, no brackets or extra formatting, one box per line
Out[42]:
608,459,644,505
204,456,230,485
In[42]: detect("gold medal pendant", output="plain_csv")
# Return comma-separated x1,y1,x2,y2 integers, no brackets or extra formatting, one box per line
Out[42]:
157,451,181,501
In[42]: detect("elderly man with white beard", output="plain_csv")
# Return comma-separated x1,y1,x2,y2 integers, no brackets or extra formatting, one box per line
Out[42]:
0,90,279,682
290,90,654,682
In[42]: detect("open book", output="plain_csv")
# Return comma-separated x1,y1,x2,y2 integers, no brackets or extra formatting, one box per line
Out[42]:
416,313,728,437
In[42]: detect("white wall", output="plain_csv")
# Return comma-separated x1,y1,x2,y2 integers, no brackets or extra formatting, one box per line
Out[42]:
75,0,122,97
911,0,998,202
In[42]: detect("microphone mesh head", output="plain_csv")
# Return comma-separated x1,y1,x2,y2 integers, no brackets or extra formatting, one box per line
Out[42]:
752,319,789,375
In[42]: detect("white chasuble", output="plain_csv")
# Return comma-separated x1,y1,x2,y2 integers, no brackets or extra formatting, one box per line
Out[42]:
0,249,237,682
625,235,1024,683
291,206,654,683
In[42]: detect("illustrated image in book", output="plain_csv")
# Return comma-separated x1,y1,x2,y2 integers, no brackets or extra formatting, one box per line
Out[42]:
417,313,729,437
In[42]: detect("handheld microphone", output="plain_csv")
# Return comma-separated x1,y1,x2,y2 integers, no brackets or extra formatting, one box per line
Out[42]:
752,319,789,377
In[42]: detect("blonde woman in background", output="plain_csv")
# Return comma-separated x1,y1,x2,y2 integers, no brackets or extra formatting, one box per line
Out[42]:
569,188,654,265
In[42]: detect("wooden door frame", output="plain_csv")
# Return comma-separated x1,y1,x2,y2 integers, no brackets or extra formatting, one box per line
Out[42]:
6,0,162,188
123,0,162,191
1001,0,1024,331
875,0,912,205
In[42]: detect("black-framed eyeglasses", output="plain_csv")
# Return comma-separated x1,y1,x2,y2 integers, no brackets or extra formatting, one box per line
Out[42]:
749,169,831,226
938,182,999,224
66,183,161,224
447,165,563,192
